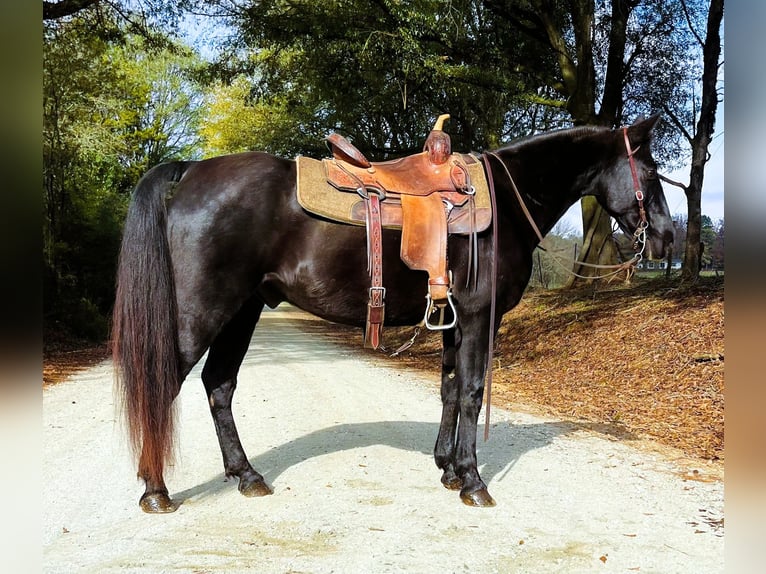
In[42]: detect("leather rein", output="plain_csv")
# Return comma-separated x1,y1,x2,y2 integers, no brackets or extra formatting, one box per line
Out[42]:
479,127,649,440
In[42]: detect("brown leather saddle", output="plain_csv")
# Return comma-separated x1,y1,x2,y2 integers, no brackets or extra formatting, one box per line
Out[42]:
322,115,482,349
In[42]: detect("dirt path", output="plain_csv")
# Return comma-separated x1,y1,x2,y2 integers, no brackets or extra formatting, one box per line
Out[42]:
43,305,723,573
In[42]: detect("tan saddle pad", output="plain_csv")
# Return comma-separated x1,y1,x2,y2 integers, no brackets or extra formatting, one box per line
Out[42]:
295,154,492,234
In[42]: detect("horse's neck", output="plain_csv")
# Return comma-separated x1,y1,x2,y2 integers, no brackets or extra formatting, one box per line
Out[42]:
502,141,588,239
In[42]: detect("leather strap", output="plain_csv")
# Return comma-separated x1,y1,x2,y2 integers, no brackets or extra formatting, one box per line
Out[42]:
623,128,648,228
364,193,385,349
326,133,371,168
486,151,543,243
467,196,478,289
481,153,499,441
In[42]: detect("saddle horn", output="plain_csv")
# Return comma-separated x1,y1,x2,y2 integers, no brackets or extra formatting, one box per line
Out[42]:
424,114,451,165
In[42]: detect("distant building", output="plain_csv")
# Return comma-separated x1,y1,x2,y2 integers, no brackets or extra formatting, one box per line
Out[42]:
636,259,682,271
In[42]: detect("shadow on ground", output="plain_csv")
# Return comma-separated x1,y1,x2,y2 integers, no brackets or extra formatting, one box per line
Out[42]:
172,417,630,507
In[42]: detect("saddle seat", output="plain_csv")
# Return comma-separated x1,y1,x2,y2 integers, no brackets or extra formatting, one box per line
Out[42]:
325,131,471,206
320,115,480,349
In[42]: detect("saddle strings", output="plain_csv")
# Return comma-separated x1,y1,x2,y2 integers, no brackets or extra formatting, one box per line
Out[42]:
456,160,479,290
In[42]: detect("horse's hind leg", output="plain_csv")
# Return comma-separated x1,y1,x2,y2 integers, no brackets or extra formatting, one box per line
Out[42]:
202,298,272,498
138,447,177,512
434,327,462,490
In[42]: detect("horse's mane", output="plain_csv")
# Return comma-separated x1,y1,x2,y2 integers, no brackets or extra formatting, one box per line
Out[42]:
497,124,607,153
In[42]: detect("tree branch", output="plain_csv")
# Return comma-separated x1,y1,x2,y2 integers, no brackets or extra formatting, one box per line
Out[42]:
43,0,101,20
661,103,693,144
659,173,687,191
484,0,550,45
680,0,705,48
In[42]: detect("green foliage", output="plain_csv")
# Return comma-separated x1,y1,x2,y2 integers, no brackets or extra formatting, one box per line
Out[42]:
667,213,724,272
44,13,205,342
201,0,564,158
699,215,719,269
199,0,704,168
200,75,325,157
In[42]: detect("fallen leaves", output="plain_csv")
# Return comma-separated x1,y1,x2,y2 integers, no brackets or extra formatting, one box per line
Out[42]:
490,279,724,461
43,345,109,387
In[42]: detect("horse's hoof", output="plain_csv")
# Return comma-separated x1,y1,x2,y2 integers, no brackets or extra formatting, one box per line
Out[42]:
460,488,496,507
139,491,178,513
441,471,463,491
239,477,273,498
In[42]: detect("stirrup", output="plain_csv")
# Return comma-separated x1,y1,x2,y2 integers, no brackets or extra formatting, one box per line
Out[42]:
423,290,457,330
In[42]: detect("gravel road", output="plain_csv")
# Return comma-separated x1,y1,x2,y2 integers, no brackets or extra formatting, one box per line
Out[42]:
43,304,723,573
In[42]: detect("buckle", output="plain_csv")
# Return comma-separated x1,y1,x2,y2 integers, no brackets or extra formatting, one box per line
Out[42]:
368,286,386,299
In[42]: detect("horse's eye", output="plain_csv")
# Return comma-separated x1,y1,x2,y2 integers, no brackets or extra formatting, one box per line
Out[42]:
646,168,657,179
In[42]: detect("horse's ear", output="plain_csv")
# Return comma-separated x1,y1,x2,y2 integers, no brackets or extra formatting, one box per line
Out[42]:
627,113,661,145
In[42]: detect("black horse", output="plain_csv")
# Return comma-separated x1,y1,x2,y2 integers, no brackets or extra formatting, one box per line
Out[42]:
112,115,674,513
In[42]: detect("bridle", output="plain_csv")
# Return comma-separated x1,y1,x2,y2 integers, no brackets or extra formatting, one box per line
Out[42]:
623,127,649,261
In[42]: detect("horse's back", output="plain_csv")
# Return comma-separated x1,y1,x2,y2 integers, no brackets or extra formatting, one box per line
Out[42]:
170,152,295,214
169,151,296,251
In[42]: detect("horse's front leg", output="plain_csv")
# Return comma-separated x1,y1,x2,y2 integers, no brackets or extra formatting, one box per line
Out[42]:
434,327,462,490
453,317,496,507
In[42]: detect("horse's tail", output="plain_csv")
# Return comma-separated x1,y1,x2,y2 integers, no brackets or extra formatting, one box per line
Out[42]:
112,161,190,479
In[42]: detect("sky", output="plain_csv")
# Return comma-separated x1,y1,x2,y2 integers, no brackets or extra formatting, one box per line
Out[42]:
665,132,725,222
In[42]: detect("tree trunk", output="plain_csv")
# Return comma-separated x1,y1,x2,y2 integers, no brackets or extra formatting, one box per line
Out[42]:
565,0,634,286
680,0,723,284
681,169,704,282
599,0,633,122
665,249,673,278
568,196,623,284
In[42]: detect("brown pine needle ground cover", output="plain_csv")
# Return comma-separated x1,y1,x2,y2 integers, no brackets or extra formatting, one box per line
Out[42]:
43,328,110,387
493,277,724,462
379,276,724,465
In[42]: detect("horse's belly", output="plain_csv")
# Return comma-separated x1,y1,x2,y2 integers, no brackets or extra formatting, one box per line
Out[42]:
258,269,426,328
